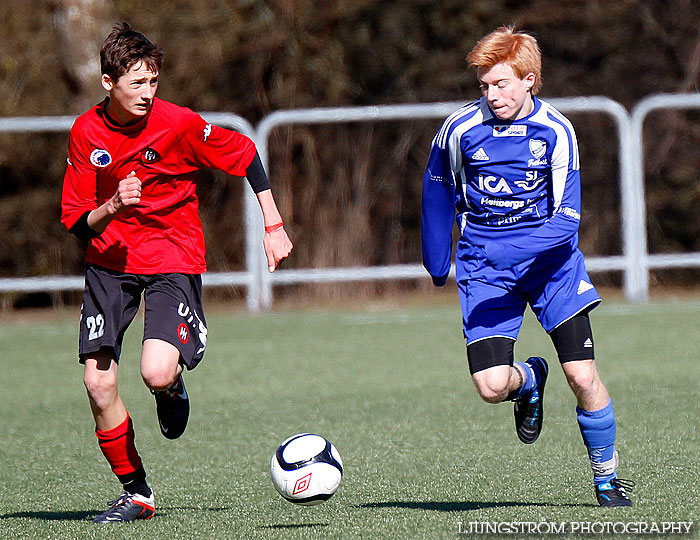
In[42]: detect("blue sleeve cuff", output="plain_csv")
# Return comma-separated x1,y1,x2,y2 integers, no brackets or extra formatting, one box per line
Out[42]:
431,273,449,287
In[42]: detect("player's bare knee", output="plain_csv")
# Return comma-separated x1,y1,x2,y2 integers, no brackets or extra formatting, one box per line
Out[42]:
565,363,598,395
141,339,181,390
141,365,177,391
481,392,504,404
478,386,508,404
83,372,117,408
141,372,174,392
472,375,509,403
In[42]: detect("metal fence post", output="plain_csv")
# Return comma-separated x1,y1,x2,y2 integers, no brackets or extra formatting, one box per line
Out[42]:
630,93,700,302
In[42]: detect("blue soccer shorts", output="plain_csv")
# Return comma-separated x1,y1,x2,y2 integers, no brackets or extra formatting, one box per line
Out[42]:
455,239,601,346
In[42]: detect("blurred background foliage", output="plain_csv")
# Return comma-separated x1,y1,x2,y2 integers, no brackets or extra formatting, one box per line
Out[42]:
0,0,699,306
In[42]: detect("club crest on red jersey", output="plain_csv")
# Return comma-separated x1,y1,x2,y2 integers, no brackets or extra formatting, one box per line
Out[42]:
141,147,161,163
90,148,112,167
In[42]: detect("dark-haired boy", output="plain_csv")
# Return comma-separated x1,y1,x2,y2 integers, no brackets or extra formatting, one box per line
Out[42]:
61,22,292,523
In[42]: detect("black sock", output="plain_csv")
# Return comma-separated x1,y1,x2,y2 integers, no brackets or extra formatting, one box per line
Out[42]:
122,479,151,498
118,466,151,498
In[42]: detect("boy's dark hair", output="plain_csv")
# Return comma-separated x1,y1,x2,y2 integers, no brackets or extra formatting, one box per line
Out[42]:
100,22,164,81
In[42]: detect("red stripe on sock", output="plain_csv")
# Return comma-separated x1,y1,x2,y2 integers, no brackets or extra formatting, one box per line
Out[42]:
95,412,143,477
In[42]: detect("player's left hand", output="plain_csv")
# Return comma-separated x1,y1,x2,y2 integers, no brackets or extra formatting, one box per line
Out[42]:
263,226,293,272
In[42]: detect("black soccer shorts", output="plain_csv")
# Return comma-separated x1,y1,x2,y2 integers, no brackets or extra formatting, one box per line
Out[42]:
78,264,208,370
466,311,595,374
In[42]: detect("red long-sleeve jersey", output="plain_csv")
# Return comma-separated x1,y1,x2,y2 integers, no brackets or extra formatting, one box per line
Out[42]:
61,97,256,274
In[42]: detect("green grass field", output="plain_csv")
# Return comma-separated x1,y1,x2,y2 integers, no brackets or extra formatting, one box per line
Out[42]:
0,296,698,539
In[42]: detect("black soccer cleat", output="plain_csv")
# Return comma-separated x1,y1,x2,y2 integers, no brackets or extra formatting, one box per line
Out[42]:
153,374,189,439
596,478,634,507
513,356,549,444
92,490,155,523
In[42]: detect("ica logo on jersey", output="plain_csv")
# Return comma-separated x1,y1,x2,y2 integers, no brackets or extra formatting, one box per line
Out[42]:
478,174,513,194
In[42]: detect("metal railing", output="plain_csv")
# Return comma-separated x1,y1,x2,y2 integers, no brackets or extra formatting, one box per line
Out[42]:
1,93,699,310
0,112,264,309
256,97,637,309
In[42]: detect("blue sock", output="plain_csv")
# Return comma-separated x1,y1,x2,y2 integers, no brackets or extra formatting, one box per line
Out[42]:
510,361,536,400
577,399,618,485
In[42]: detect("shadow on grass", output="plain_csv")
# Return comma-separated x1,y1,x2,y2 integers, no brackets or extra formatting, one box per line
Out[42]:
0,511,94,521
1,506,232,522
357,500,597,511
261,523,330,530
157,506,232,515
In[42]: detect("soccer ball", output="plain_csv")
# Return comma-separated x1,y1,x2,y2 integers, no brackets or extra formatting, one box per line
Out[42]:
270,433,343,505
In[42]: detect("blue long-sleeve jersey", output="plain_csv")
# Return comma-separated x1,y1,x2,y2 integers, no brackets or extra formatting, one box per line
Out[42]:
422,96,583,283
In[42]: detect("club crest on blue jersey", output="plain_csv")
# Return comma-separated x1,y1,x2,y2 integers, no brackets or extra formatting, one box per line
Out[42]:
529,139,547,159
90,148,112,167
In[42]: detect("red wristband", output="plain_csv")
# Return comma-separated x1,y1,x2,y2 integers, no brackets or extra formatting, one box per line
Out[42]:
265,222,284,233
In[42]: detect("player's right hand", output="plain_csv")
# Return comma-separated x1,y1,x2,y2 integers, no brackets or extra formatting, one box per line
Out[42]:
111,171,141,213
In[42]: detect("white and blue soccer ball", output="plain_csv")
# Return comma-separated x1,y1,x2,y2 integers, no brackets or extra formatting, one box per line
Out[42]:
270,433,343,505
